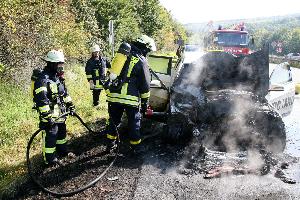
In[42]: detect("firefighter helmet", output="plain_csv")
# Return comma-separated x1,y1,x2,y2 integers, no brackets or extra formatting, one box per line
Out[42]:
44,50,65,63
136,35,157,52
90,44,101,53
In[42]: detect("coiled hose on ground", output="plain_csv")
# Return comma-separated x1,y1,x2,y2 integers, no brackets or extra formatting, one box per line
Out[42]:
26,112,120,197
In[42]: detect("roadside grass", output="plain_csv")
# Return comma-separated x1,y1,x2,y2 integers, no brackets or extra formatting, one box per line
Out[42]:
0,63,108,195
0,82,37,193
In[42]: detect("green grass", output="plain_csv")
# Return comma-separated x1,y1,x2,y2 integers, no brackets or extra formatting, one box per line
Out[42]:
0,63,109,194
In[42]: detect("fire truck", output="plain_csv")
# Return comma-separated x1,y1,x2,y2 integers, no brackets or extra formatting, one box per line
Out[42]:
204,23,253,56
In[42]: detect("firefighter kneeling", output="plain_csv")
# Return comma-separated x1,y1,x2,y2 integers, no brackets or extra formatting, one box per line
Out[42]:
105,35,156,154
32,50,75,166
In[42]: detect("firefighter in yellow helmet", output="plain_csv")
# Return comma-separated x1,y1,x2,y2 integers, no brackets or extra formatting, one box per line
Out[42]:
85,44,111,106
32,50,75,166
105,35,156,154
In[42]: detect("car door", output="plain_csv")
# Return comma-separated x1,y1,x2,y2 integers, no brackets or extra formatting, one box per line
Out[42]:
148,55,173,112
266,62,295,117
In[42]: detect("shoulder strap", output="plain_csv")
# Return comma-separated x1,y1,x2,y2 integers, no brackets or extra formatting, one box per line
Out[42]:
118,55,132,81
126,56,140,78
100,57,106,68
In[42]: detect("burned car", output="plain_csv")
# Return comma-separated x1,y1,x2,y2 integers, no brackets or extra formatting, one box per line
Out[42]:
147,45,288,153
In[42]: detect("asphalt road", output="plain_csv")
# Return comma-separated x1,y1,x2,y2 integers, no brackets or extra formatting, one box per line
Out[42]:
131,67,300,200
284,94,300,157
132,96,300,200
285,67,300,157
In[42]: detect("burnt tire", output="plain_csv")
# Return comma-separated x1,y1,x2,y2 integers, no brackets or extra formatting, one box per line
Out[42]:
209,107,286,153
251,107,286,153
161,113,192,144
200,90,286,153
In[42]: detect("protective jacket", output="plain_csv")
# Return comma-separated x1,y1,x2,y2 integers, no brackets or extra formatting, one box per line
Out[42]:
106,45,151,107
85,57,110,89
33,68,72,123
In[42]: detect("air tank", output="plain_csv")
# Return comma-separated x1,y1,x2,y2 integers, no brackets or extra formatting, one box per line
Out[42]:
109,42,131,80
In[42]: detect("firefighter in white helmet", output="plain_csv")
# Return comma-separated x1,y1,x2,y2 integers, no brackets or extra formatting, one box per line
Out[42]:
85,44,111,106
105,34,156,155
31,49,75,166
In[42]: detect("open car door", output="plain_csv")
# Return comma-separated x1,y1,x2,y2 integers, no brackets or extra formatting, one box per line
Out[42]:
148,55,175,112
266,62,295,117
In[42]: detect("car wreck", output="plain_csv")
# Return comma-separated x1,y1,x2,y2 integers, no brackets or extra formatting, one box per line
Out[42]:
147,45,288,153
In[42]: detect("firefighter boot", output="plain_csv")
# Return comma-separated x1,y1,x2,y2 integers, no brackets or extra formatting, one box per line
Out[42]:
131,143,146,155
105,139,117,153
45,157,63,167
57,151,76,159
56,145,76,159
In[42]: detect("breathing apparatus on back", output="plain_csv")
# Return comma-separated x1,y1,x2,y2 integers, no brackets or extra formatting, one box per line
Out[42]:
105,42,131,90
31,68,43,103
105,35,156,90
109,42,131,81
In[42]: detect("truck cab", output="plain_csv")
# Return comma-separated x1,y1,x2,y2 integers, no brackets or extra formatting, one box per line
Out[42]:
204,25,252,56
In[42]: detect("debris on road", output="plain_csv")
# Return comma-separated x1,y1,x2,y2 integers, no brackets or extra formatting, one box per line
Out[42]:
107,176,119,181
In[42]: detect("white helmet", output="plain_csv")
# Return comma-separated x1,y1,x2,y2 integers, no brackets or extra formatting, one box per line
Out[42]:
44,50,65,63
90,44,101,53
137,34,157,52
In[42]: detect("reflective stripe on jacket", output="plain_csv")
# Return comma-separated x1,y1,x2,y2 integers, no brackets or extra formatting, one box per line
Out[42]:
85,57,110,89
33,69,70,122
106,45,151,107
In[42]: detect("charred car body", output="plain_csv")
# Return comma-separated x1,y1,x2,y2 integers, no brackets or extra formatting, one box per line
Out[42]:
147,45,292,153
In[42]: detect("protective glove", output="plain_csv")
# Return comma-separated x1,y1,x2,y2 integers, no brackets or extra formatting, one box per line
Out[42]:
89,80,95,89
66,102,76,116
39,118,55,129
141,99,149,115
48,118,55,126
68,104,76,116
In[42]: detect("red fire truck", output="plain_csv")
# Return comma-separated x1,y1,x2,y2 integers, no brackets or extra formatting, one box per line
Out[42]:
204,23,253,56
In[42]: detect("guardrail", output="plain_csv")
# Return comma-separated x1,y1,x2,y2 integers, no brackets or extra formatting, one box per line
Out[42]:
269,55,300,68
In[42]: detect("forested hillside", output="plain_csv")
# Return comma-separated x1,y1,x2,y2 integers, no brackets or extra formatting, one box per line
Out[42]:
185,14,300,55
0,0,187,85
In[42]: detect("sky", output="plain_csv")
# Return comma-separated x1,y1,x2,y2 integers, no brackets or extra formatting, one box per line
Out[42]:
159,0,300,24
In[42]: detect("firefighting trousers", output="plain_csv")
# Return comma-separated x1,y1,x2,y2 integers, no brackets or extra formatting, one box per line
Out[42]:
106,103,142,145
42,123,67,163
92,89,102,106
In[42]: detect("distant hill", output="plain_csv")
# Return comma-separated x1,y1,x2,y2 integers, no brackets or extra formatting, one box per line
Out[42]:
184,13,300,55
185,13,300,33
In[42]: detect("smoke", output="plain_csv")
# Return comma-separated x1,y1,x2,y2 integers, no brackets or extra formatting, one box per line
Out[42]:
176,52,263,151
221,91,258,152
172,51,285,177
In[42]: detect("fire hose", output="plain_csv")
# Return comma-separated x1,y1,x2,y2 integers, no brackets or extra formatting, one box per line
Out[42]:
26,111,120,197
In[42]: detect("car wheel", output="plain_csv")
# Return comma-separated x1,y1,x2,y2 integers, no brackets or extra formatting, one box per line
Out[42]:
251,107,286,153
161,113,192,144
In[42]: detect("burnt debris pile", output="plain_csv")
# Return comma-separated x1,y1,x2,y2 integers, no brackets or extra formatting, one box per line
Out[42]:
179,142,299,184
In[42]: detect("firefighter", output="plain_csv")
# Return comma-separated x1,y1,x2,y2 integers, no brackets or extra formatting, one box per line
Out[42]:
105,34,156,154
85,44,111,106
32,50,75,166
